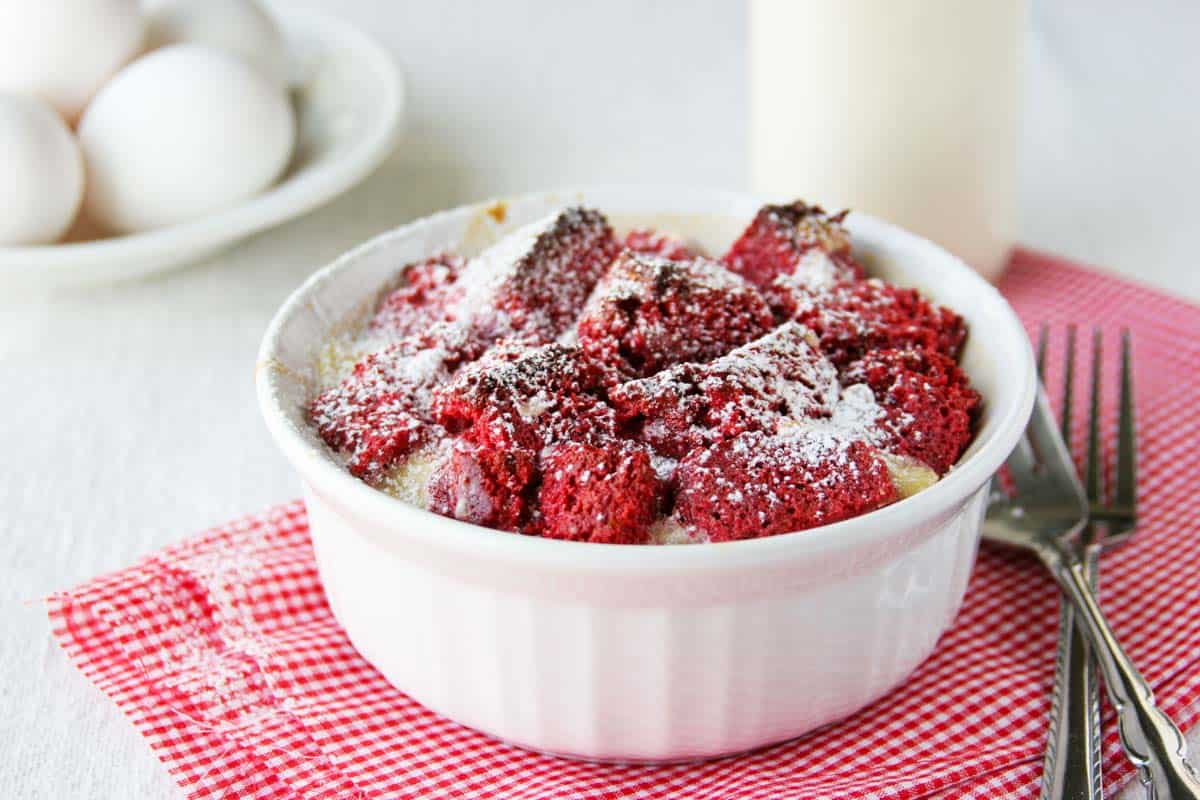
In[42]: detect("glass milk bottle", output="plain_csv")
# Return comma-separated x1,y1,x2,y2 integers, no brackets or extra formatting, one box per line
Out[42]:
749,0,1026,281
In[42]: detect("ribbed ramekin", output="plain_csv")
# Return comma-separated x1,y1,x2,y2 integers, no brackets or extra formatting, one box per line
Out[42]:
256,186,1036,761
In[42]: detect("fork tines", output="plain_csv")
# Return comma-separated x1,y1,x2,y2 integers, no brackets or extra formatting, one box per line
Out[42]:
1035,324,1136,527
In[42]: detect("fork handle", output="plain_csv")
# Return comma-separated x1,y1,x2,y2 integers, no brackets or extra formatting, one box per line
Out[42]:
1044,540,1200,799
1042,547,1103,800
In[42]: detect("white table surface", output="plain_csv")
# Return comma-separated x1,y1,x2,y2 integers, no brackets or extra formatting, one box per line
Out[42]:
5,1,1200,796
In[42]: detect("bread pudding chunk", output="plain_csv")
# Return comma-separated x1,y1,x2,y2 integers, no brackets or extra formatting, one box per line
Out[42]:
675,429,898,541
608,322,839,459
782,278,967,368
368,253,466,338
577,251,775,379
453,206,620,345
722,200,865,293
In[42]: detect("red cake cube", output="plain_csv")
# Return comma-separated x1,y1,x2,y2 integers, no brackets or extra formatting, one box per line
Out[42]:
537,441,663,544
785,278,967,368
427,439,538,532
675,429,897,541
368,252,465,337
432,342,617,451
722,201,865,293
608,322,839,458
427,342,621,531
621,228,701,261
841,347,981,474
576,252,775,378
456,207,620,345
310,324,481,479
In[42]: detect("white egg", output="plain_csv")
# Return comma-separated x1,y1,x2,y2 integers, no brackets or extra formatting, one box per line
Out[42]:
145,0,289,86
78,45,296,235
0,0,144,123
0,94,84,246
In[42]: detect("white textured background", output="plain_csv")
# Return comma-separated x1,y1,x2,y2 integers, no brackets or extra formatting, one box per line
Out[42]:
4,1,1198,796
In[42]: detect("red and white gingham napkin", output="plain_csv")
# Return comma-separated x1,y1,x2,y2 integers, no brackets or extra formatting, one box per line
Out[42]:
48,249,1200,800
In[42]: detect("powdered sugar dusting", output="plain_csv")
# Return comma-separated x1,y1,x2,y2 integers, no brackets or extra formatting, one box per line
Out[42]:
779,382,893,446
451,207,618,344
772,249,844,293
452,216,556,324
608,322,843,458
650,453,678,483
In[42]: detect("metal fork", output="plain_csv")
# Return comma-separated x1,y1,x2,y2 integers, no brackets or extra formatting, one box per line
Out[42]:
983,333,1200,799
1037,327,1140,799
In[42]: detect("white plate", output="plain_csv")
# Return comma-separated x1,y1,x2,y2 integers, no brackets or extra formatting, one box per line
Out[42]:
0,7,403,291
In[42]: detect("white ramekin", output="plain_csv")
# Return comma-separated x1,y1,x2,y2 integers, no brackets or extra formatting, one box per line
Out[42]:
256,187,1036,761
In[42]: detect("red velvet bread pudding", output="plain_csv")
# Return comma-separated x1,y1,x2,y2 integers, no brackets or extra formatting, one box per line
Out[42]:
310,201,980,544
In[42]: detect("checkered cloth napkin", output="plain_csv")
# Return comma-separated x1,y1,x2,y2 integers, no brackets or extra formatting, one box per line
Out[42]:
48,249,1200,800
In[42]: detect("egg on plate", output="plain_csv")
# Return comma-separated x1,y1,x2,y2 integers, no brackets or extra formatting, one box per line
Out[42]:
0,0,144,122
78,44,296,235
0,94,85,245
145,0,290,86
